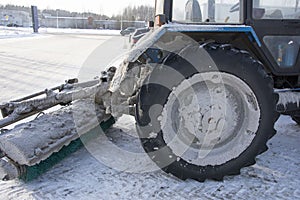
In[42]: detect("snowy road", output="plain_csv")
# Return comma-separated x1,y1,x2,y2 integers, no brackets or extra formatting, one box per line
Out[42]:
0,32,129,101
0,33,299,200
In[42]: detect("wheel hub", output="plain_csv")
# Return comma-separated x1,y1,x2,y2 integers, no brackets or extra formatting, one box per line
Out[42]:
160,72,260,166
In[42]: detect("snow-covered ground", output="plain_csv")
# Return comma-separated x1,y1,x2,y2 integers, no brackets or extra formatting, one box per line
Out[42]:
39,28,121,36
0,32,299,200
0,27,121,39
0,27,34,39
0,115,299,200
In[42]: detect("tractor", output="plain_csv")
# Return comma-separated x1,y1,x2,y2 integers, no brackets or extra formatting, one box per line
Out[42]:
133,0,300,181
0,0,299,181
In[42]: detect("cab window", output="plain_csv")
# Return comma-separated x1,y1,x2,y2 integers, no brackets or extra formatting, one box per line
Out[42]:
172,0,241,23
253,0,300,19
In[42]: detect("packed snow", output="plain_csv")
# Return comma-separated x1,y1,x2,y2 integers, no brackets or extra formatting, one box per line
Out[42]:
0,115,299,200
0,32,299,199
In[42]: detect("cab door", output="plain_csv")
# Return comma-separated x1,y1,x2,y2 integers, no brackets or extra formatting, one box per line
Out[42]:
247,0,300,75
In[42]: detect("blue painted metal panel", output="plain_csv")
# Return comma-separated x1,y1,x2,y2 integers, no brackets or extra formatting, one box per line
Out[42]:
166,25,262,47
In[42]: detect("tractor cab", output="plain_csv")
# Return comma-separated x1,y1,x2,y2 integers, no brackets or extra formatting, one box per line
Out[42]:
154,0,300,84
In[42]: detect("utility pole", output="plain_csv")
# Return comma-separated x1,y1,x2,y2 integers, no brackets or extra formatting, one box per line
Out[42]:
31,6,39,33
56,10,59,29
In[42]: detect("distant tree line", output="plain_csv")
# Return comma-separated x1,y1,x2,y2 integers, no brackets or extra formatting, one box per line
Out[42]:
0,4,29,13
0,4,154,21
111,5,155,21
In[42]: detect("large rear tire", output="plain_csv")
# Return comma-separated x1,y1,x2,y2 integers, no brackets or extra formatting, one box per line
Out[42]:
136,44,278,181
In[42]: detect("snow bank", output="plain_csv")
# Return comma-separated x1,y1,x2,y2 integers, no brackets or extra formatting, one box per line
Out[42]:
0,27,34,39
39,28,121,36
0,26,121,39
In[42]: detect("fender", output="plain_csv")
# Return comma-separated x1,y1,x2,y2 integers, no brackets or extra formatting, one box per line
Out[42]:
106,23,262,117
109,23,262,94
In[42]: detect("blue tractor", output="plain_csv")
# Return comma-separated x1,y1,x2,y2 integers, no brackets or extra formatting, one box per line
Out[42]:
131,0,300,181
0,0,299,181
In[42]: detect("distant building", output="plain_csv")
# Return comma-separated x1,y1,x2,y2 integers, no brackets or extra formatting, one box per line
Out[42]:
41,15,89,29
94,20,146,30
0,10,30,26
0,9,148,29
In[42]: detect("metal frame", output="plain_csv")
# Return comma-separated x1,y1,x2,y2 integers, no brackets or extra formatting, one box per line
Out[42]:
155,0,300,77
245,0,300,76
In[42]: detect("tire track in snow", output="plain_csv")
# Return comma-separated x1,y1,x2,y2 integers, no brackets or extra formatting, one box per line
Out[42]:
0,34,299,200
0,116,299,200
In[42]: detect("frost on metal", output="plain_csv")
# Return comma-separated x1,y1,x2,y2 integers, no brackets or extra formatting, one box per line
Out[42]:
106,61,153,118
0,80,109,129
277,92,300,108
0,157,19,180
107,26,197,118
0,99,110,167
160,72,260,166
125,27,166,63
106,27,164,117
0,71,114,180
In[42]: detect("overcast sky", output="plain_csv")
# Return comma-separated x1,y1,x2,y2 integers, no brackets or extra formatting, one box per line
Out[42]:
0,0,154,16
1,0,295,17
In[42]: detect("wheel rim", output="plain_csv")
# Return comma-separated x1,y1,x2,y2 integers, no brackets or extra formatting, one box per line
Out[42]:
159,72,261,166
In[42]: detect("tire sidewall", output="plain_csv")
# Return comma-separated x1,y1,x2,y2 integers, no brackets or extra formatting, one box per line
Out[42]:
136,46,275,180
